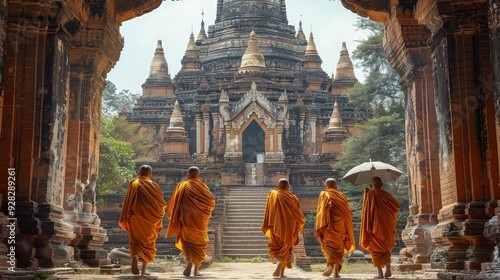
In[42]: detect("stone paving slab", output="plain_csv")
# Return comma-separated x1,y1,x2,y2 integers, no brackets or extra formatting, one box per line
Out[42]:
51,263,438,280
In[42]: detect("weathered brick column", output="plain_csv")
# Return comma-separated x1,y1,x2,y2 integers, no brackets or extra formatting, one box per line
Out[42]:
64,2,124,267
482,0,500,277
0,0,88,267
417,2,498,271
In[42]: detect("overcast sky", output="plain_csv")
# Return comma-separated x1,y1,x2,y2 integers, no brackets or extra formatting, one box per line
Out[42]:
107,0,366,94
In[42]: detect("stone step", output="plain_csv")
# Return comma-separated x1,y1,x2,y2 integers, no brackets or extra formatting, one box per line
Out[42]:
221,243,268,250
222,248,269,255
224,222,264,227
224,219,263,223
223,226,263,231
221,254,269,259
223,231,266,237
225,199,268,202
221,237,268,244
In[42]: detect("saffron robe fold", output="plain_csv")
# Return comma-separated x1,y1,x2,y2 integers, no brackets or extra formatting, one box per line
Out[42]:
166,178,215,267
262,189,305,268
360,187,400,267
315,189,355,267
118,177,167,263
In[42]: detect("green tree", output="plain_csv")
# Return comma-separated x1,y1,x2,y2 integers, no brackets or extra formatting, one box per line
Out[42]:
97,116,136,199
102,80,140,116
336,18,408,210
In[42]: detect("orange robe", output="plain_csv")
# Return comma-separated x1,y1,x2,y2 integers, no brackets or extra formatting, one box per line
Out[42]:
118,177,167,263
360,187,400,267
166,178,215,267
262,189,305,268
315,189,355,268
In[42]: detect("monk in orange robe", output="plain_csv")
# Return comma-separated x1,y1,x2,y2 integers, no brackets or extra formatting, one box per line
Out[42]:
119,165,167,276
262,178,305,278
360,176,400,278
315,178,355,278
166,166,215,277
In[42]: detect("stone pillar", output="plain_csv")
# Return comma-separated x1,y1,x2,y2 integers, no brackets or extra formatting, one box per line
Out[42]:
269,130,274,152
309,115,317,155
277,127,283,153
482,0,500,276
0,0,90,267
196,113,202,154
419,2,497,271
202,107,211,155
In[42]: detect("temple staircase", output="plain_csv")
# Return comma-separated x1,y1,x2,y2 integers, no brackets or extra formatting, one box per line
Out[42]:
221,186,271,259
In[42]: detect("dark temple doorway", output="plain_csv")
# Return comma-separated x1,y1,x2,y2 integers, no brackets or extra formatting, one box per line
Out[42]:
242,120,265,163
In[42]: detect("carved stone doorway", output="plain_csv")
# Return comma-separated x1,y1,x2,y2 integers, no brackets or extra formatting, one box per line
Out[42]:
242,120,265,163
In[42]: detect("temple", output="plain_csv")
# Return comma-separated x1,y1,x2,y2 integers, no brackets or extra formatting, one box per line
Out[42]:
1,0,499,278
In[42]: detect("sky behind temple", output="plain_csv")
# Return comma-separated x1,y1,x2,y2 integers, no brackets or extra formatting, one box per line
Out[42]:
107,0,366,94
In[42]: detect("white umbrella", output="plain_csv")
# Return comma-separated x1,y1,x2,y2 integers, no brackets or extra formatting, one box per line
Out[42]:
342,160,403,185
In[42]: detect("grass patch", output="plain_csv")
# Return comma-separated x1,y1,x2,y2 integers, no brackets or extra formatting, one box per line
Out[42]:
221,256,234,262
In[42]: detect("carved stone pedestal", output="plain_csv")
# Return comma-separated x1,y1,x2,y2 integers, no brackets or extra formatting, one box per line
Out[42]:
399,213,436,271
481,205,500,278
432,203,493,272
34,203,76,268
66,210,110,267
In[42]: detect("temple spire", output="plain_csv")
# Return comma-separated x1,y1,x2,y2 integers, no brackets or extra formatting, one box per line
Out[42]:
167,100,185,132
185,31,198,57
239,31,267,73
196,10,207,42
328,101,343,131
334,42,357,81
305,32,318,56
296,20,306,41
148,40,170,79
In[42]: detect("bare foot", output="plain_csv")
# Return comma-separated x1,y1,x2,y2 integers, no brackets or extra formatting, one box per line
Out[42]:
279,267,286,278
333,264,341,278
183,262,193,277
194,266,203,277
131,255,139,275
142,271,151,276
273,263,282,277
385,263,392,278
322,265,333,277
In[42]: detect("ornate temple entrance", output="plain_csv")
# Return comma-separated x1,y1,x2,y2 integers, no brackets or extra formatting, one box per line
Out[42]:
242,120,265,163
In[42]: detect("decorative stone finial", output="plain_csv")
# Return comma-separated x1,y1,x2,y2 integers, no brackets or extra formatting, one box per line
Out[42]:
239,31,267,73
168,100,185,131
279,90,288,103
185,31,198,57
148,40,169,79
305,32,318,56
297,20,306,41
219,90,229,103
328,101,343,130
197,10,207,42
334,42,357,81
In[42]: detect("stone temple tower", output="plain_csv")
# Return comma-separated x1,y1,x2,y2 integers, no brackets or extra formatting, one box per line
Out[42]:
126,0,365,186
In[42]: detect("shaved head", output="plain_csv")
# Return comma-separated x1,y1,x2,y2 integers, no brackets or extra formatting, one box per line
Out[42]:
187,166,200,179
277,178,290,189
139,165,152,177
371,176,383,188
324,178,337,189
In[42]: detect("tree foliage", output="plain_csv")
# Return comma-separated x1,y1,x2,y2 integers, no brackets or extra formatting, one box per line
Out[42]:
97,116,136,198
97,81,154,202
336,18,408,210
102,80,140,116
